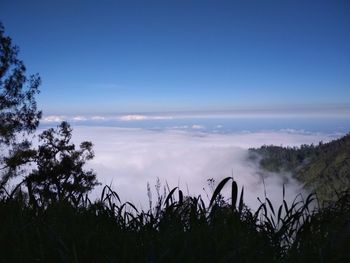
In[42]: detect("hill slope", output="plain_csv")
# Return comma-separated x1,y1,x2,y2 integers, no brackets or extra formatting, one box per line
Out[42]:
249,133,350,200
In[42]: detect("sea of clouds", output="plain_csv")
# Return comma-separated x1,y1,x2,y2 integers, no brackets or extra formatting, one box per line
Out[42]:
61,125,338,210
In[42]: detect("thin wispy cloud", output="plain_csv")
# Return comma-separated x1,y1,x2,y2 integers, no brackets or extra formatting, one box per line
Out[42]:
191,124,204,129
42,115,66,123
72,116,88,121
91,116,106,121
41,104,350,124
42,114,174,123
119,115,174,121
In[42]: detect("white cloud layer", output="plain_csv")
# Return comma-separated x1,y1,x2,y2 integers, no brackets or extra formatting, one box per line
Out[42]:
41,104,350,123
119,114,173,121
42,114,174,123
63,126,337,210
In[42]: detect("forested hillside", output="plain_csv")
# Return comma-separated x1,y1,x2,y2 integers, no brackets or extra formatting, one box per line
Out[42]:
249,134,350,201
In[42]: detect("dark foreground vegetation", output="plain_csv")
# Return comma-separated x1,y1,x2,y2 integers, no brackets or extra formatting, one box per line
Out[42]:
1,22,349,262
1,179,349,262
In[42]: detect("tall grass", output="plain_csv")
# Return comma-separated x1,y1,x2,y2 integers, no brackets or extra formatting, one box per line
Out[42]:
0,178,349,262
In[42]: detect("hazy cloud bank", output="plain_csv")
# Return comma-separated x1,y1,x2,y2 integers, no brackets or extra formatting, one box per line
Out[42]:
42,114,174,123
42,105,350,124
61,126,337,210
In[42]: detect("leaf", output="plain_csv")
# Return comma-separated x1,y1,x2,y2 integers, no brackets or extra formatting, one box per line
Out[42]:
266,197,275,216
126,201,139,213
100,185,107,202
231,180,238,209
164,187,178,206
178,189,183,204
277,204,283,225
209,177,232,207
238,186,244,214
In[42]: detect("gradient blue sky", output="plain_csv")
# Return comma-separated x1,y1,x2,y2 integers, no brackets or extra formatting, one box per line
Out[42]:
1,0,349,115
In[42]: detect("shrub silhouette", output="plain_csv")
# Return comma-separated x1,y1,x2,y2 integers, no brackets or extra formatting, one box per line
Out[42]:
0,177,349,262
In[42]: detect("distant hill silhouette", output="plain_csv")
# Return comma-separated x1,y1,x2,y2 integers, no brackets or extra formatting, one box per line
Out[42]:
249,133,350,201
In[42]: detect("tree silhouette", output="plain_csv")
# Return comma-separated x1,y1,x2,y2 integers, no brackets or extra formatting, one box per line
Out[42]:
25,121,99,206
0,23,41,188
0,23,98,204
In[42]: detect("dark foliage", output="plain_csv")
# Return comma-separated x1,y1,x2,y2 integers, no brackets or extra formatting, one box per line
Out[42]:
0,22,41,187
0,23,98,208
0,178,349,262
249,134,350,201
24,121,99,207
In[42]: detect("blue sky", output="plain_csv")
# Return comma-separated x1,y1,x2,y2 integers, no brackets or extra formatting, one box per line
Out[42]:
1,0,349,115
